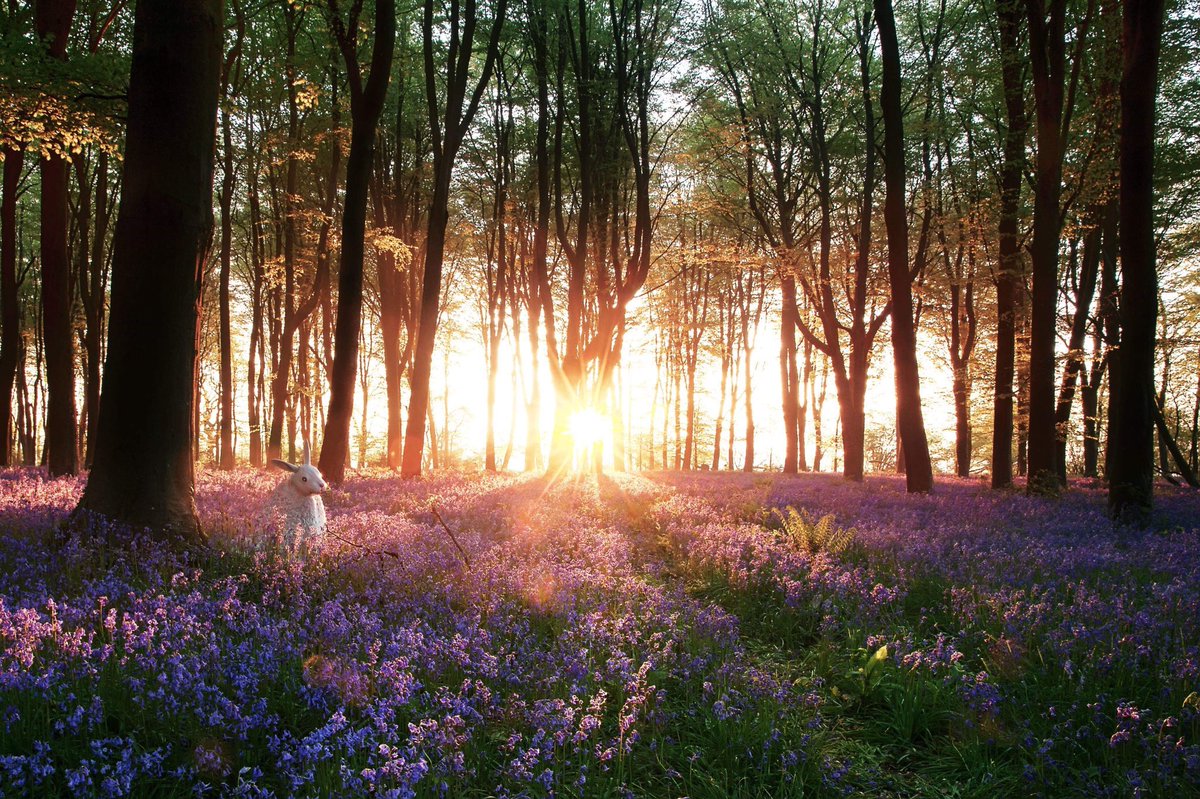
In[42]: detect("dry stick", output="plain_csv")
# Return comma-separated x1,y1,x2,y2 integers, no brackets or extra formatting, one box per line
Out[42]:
326,511,471,570
325,527,402,560
430,503,472,569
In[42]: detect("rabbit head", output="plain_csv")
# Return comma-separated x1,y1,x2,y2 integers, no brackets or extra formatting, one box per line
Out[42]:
271,440,327,495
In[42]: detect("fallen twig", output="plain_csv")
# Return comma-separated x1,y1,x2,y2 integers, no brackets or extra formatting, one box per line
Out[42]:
325,528,401,560
430,503,472,570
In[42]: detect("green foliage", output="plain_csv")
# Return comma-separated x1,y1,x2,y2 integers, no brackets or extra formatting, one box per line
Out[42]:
771,506,856,557
0,4,129,159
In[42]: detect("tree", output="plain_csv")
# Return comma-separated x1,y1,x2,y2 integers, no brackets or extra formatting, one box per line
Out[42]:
1108,0,1166,520
35,0,78,477
372,18,429,471
0,142,20,467
216,0,245,470
700,0,890,482
991,0,1028,488
319,0,396,484
1024,0,1093,493
875,0,932,492
73,0,223,540
401,0,507,477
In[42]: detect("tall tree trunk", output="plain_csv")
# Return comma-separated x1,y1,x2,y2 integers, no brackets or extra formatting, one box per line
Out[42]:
1025,0,1078,493
246,154,265,468
0,147,22,466
1108,0,1164,520
217,107,236,469
401,0,507,478
797,339,811,471
80,150,109,467
742,320,754,472
36,0,79,477
1080,209,1117,480
267,4,302,463
1191,346,1199,473
711,330,729,471
1017,328,1030,476
16,330,35,464
319,0,396,484
1053,221,1102,480
992,0,1027,489
524,300,543,471
404,161,451,477
74,0,222,541
876,0,933,493
378,250,406,469
812,357,828,471
779,274,800,474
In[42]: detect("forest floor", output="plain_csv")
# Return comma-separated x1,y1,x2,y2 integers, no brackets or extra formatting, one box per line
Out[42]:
1,467,1199,798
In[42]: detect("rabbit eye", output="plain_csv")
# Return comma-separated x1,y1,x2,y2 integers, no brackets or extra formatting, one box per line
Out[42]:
302,477,308,483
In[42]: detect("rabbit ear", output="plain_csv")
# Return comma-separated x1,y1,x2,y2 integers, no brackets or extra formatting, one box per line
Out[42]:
271,459,299,473
303,439,311,466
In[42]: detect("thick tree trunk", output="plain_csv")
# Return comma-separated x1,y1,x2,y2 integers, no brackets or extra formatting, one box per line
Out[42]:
74,0,222,541
0,147,22,466
36,0,79,477
992,0,1027,489
1108,0,1164,520
320,0,396,483
402,164,450,477
402,0,506,478
1024,0,1069,493
876,0,933,492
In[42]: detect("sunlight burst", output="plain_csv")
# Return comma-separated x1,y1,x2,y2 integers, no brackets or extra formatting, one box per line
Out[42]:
568,408,609,460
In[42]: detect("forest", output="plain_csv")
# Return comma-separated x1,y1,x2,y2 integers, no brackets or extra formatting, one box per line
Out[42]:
1,0,1199,796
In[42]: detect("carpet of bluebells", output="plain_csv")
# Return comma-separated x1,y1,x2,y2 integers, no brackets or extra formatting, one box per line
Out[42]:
1,467,1198,798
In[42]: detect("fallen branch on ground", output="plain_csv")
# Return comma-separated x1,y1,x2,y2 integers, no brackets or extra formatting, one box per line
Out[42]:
430,504,472,569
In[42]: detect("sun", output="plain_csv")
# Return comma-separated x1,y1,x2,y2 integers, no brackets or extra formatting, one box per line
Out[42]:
568,407,609,460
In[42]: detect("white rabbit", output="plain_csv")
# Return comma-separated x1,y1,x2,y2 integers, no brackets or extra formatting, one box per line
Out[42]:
267,440,327,558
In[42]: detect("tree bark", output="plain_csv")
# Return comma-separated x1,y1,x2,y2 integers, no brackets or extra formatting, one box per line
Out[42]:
0,147,22,466
217,105,236,470
991,0,1027,488
1024,0,1087,493
401,0,507,477
1108,0,1165,520
36,0,79,477
875,0,933,492
319,0,396,484
74,0,223,541
79,150,110,468
1053,220,1102,480
779,274,800,474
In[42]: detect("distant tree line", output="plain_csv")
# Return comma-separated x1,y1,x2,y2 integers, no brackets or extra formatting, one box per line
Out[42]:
0,0,1194,538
